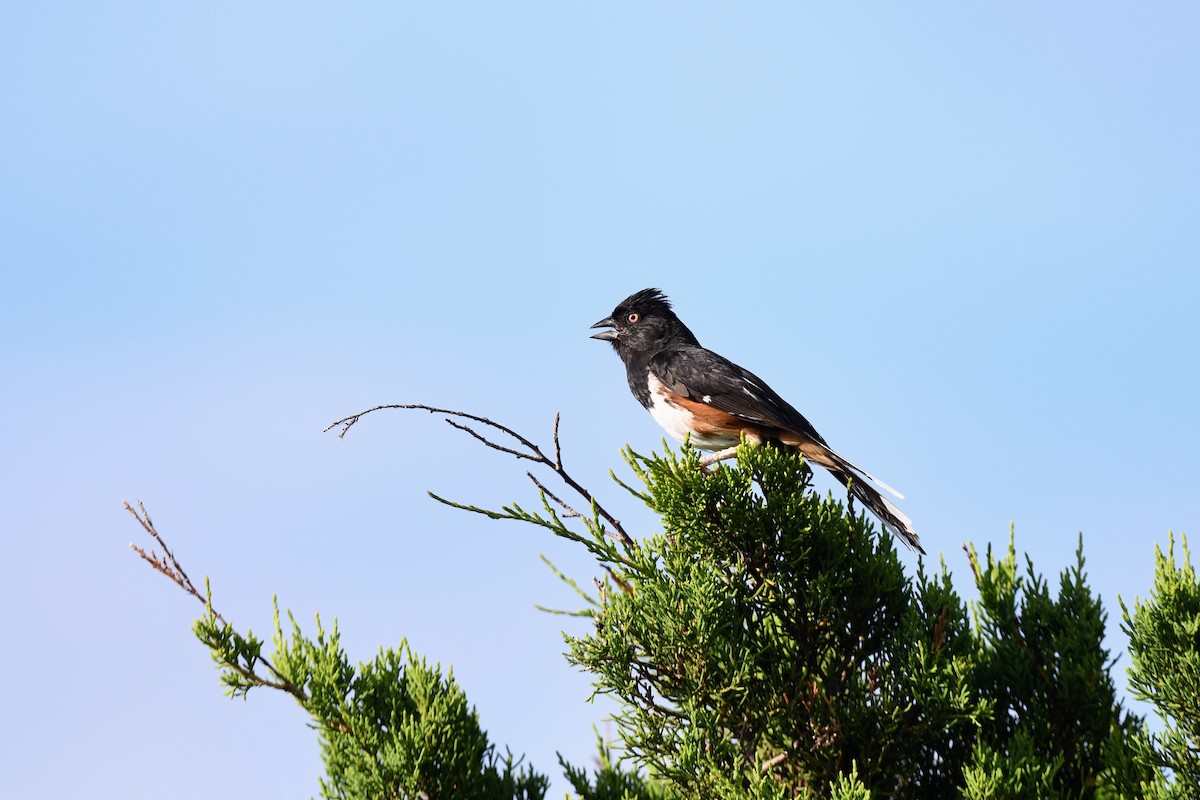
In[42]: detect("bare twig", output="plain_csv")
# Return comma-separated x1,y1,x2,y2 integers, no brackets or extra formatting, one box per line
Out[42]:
444,419,536,462
325,404,634,548
126,500,227,624
602,564,635,597
126,501,307,702
527,472,581,518
963,541,980,582
552,413,563,470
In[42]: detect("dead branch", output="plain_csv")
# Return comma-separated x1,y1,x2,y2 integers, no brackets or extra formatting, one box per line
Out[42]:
527,472,581,519
126,500,227,625
962,541,980,582
126,501,307,702
602,564,635,597
325,404,634,548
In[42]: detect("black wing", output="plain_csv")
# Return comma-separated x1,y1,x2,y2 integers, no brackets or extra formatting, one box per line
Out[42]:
649,346,828,446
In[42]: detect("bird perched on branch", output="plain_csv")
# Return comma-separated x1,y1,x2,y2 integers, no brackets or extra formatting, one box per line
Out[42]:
590,288,923,554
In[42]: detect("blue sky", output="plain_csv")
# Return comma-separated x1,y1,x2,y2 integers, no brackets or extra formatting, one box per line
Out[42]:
2,3,1198,797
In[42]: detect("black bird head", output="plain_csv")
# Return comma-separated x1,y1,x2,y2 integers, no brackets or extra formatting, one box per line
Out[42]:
590,288,701,357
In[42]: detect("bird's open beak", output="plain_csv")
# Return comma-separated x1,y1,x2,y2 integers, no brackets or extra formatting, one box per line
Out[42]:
590,316,619,341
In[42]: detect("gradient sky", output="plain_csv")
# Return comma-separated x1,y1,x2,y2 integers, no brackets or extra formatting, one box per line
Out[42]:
3,4,1198,797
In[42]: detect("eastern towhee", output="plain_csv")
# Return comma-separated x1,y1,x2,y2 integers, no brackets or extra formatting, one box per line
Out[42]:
591,288,923,554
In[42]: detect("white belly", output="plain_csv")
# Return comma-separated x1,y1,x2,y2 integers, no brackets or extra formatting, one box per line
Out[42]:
646,374,740,450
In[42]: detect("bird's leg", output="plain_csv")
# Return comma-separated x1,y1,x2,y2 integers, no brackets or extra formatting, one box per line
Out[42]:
698,445,740,472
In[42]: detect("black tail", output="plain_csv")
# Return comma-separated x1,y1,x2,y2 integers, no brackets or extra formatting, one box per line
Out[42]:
832,469,925,554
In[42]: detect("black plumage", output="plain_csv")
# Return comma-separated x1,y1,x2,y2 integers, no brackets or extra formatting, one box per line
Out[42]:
591,288,924,554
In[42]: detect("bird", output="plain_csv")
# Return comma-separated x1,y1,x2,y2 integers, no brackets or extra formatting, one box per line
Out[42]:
590,288,924,554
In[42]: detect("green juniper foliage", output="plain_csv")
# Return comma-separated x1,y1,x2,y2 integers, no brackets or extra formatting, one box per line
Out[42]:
441,441,1151,798
193,595,549,800
554,443,983,797
558,730,673,800
965,534,1142,800
133,418,1199,799
1112,534,1200,799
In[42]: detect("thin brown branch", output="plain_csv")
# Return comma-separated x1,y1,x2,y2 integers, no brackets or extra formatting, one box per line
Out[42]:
962,541,980,582
553,412,563,470
126,501,306,702
625,671,687,721
325,404,539,453
527,472,581,518
593,576,607,606
326,404,635,548
126,500,225,624
602,564,635,597
444,418,536,462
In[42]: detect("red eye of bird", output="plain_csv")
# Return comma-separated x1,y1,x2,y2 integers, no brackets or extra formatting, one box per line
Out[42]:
627,312,639,323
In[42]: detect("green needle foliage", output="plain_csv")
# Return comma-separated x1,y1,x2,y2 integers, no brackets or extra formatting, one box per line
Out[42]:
192,596,549,799
438,440,1159,798
555,443,981,797
1113,534,1200,799
965,533,1140,799
131,419,1199,799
